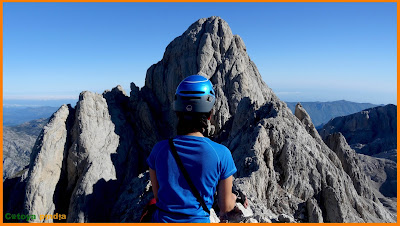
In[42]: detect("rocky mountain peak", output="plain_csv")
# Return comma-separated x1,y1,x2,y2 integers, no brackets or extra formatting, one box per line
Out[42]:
142,16,276,138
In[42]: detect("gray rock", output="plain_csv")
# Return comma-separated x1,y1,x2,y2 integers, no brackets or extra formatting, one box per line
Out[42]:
324,133,376,200
237,202,254,218
357,155,397,217
247,218,259,223
319,104,397,208
322,133,396,221
278,213,295,223
110,172,153,222
319,104,397,158
377,197,397,216
228,103,394,222
306,198,323,223
24,105,72,222
66,91,120,222
223,203,255,223
358,154,397,199
295,102,322,142
322,186,346,222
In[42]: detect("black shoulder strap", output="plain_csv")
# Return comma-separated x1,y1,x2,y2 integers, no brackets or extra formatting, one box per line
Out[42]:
168,138,210,214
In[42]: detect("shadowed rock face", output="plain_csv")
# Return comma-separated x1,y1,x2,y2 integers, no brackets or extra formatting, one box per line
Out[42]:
358,154,397,199
3,16,396,223
319,104,397,159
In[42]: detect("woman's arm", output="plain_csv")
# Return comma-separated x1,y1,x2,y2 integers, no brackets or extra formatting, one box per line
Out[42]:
149,168,159,201
218,175,237,214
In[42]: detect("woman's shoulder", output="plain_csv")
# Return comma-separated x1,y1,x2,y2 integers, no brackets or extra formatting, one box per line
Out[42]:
203,138,231,154
152,139,169,152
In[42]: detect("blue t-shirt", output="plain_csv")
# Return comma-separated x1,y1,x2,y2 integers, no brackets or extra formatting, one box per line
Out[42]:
146,135,237,223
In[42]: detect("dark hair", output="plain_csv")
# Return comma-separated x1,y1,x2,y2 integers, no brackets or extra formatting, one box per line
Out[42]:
176,112,211,136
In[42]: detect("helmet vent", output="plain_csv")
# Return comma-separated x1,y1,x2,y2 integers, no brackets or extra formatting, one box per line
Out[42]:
181,96,201,100
180,91,205,94
210,90,215,95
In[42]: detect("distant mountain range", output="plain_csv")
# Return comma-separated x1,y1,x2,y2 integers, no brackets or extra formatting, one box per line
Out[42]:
3,106,59,126
3,99,77,108
286,100,378,128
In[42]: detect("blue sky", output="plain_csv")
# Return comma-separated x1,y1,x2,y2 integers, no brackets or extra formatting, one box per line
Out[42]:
3,2,397,105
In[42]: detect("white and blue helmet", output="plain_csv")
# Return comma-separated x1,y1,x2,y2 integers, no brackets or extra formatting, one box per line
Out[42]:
173,75,216,113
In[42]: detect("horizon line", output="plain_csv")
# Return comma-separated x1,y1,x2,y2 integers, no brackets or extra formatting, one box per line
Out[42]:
3,97,395,106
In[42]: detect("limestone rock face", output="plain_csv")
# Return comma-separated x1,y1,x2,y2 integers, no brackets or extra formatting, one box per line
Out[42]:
357,154,397,215
227,100,394,222
143,16,275,139
24,105,73,222
318,104,397,216
5,16,396,223
358,154,397,198
66,91,120,222
324,133,376,200
322,133,397,216
306,198,323,223
319,104,397,159
295,102,321,142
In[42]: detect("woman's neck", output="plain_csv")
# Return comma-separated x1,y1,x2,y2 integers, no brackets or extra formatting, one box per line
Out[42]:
185,131,204,137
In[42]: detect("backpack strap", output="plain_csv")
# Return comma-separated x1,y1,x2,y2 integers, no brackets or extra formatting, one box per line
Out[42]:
168,138,210,215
